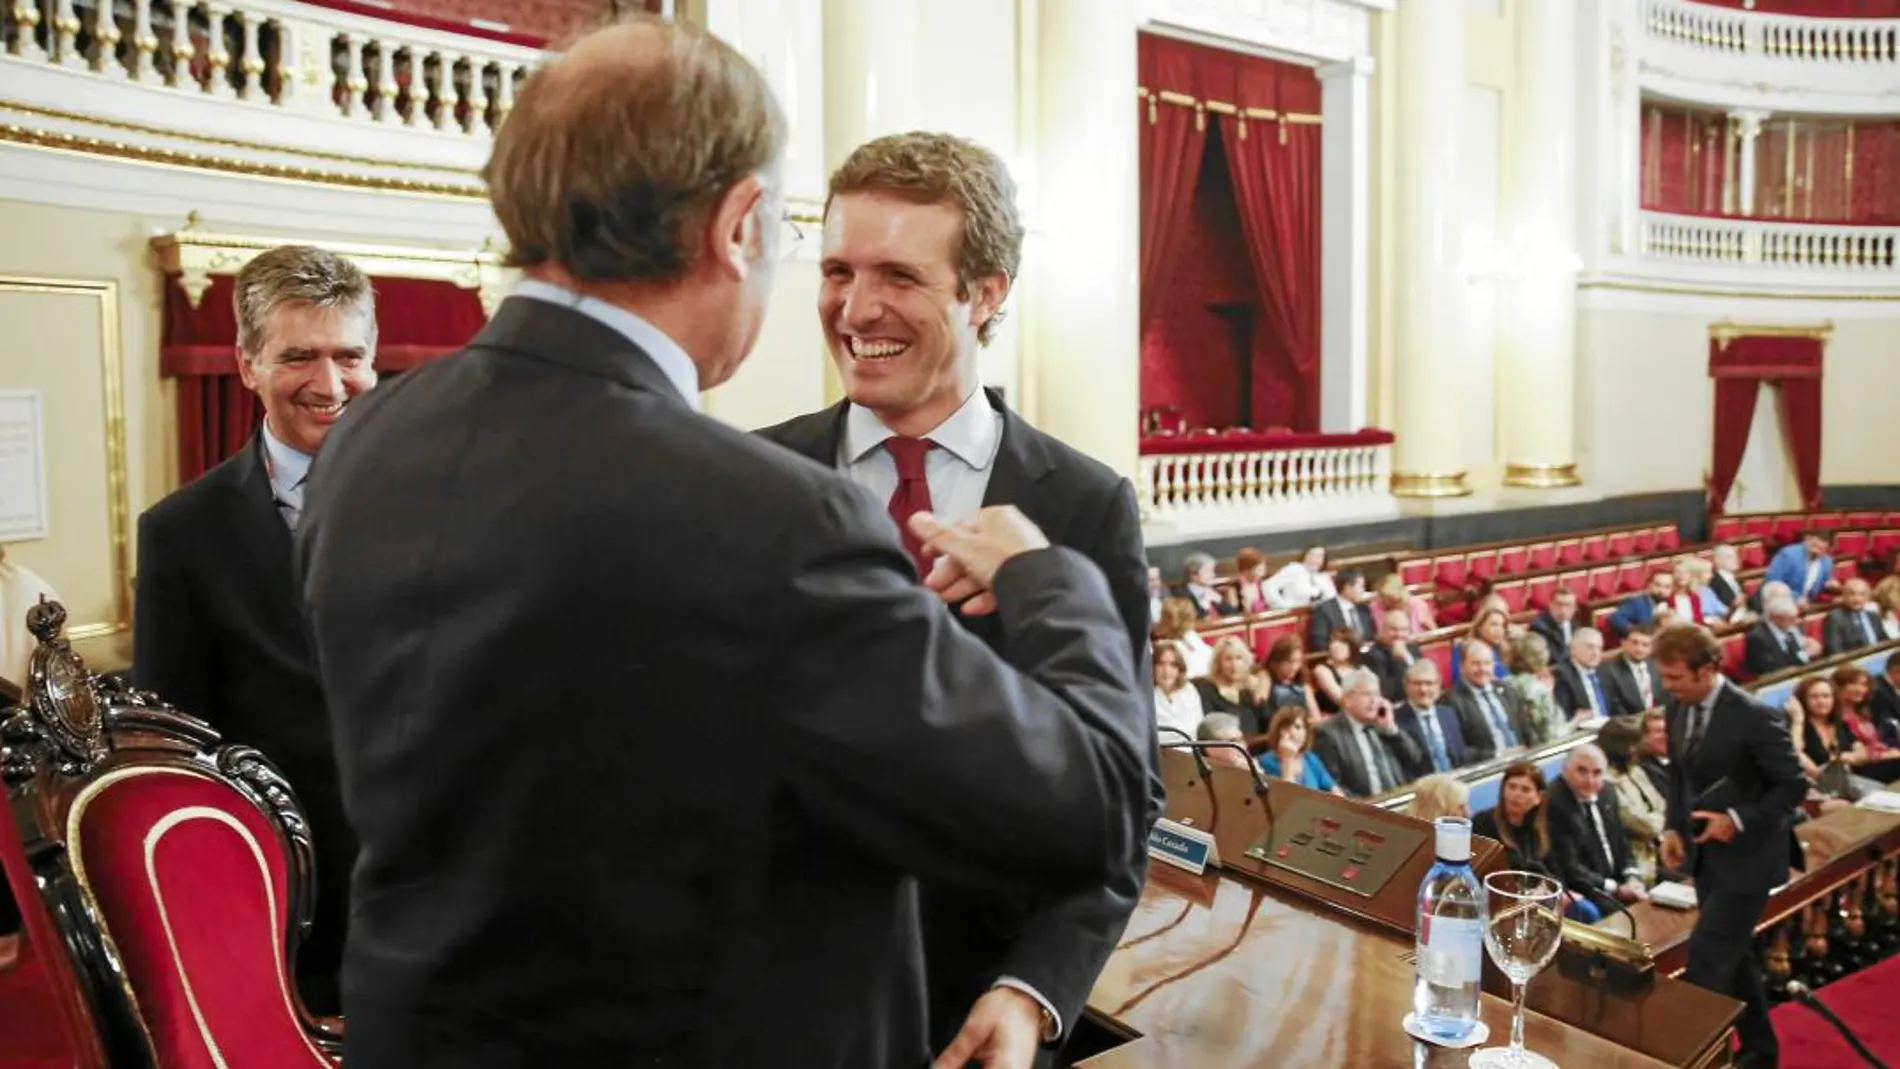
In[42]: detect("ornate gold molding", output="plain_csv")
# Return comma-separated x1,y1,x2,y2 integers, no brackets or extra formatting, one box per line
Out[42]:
1504,462,1582,489
150,214,512,313
1391,471,1471,499
0,276,131,644
1708,319,1835,348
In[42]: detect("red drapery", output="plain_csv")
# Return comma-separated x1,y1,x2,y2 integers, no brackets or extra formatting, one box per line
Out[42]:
1690,0,1900,14
1645,102,1900,223
1138,36,1208,333
1707,334,1826,513
160,273,488,484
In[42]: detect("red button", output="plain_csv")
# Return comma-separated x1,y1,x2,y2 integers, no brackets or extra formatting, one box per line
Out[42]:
1342,866,1359,881
1276,846,1290,859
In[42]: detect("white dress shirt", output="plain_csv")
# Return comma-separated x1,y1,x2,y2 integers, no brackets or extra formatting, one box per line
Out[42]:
513,278,702,410
1262,562,1336,610
838,388,1003,523
1155,684,1206,739
1630,660,1654,708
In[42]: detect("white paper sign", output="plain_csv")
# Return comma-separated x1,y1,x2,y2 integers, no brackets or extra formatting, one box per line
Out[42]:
0,391,49,542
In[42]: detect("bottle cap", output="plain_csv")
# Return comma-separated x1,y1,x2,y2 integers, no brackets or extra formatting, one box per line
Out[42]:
1434,816,1472,863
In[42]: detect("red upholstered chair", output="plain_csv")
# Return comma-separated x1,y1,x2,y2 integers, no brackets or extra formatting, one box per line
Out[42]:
1631,528,1657,554
1526,576,1557,612
1837,559,1859,583
1248,613,1302,659
1580,535,1609,562
1871,530,1900,560
1423,641,1454,686
1616,560,1647,594
1720,633,1749,681
1493,580,1527,614
1885,511,1900,527
1399,559,1432,586
1435,555,1468,588
1556,571,1588,602
1803,613,1826,642
1773,517,1805,545
1845,512,1880,530
1741,540,1767,569
1496,546,1528,576
1526,542,1556,570
1588,566,1618,601
1813,514,1845,532
1836,531,1868,561
1711,518,1745,542
0,601,341,1069
1591,606,1615,630
1555,539,1583,566
1655,525,1680,550
1466,551,1498,582
1607,532,1635,558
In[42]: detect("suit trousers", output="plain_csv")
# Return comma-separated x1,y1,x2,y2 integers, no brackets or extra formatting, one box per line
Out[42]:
1684,881,1777,1067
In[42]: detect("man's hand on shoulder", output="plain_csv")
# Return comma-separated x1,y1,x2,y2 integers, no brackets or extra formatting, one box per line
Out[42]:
932,986,1047,1069
912,508,1051,616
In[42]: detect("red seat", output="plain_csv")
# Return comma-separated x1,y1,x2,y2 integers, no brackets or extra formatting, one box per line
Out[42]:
1813,514,1846,531
1527,576,1557,611
1556,571,1588,602
1655,525,1680,550
1741,540,1767,568
1885,511,1900,527
1608,532,1635,558
1743,516,1775,538
1467,550,1498,581
1581,535,1609,561
1423,640,1454,684
1589,566,1618,600
1846,512,1880,530
1248,614,1301,659
1497,546,1528,576
1721,632,1749,680
1616,561,1647,593
1871,530,1900,559
1494,580,1528,613
1527,542,1556,570
0,779,110,1069
1836,531,1868,560
1436,555,1468,588
1399,559,1432,585
1632,528,1657,554
1591,605,1615,629
1712,518,1745,542
1837,559,1860,582
1803,614,1826,641
1773,517,1805,545
1556,539,1583,566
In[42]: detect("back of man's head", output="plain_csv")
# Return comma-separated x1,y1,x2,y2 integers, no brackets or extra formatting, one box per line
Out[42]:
484,16,787,285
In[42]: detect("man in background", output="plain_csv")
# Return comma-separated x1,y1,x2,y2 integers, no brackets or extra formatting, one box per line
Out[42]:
301,23,1153,1069
1765,530,1836,607
1363,608,1423,703
133,243,376,1015
1546,744,1648,909
1656,624,1806,1069
1745,593,1815,677
1313,669,1423,798
758,131,1157,1068
1823,577,1882,655
1530,586,1580,659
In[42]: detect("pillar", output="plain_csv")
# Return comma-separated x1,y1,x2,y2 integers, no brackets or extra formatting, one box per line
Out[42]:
1732,108,1769,217
1499,0,1581,489
1389,0,1468,498
1318,55,1373,435
1028,0,1139,477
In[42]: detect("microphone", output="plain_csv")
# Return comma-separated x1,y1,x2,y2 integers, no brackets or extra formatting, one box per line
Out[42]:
1784,980,1890,1069
1156,727,1271,796
1580,886,1640,941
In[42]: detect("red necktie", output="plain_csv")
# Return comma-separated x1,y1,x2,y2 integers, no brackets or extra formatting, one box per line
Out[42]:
885,437,936,578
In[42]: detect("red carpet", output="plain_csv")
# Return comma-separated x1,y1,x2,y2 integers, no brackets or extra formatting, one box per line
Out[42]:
1773,954,1900,1069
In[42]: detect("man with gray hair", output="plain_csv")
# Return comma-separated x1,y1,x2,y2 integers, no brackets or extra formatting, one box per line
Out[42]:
132,242,378,1015
1745,592,1813,676
1313,667,1424,797
1824,577,1883,656
1393,658,1468,778
298,15,1152,1069
1172,550,1234,618
1548,744,1649,906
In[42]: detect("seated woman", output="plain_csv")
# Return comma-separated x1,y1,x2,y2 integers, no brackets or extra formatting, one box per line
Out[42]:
1262,545,1335,611
1503,632,1562,746
1875,576,1900,641
1309,628,1362,717
1450,608,1514,687
1605,712,1672,882
1232,547,1272,616
1153,597,1213,678
1407,774,1470,822
1193,636,1270,735
1665,557,1709,625
1832,666,1900,782
1786,676,1863,812
1261,635,1322,726
1153,642,1205,740
1471,762,1602,923
1375,571,1436,635
1256,706,1342,795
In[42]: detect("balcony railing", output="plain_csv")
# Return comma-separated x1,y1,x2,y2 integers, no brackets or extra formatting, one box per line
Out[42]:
1644,0,1900,63
1640,211,1900,273
1138,429,1398,543
1,0,543,138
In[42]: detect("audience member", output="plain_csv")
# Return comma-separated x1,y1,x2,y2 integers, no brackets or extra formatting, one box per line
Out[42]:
1529,587,1580,662
1706,544,1748,619
1263,544,1334,610
1471,763,1603,923
1450,607,1513,687
1375,571,1436,634
1872,655,1900,745
1363,608,1423,702
1261,635,1321,725
1601,623,1660,716
1504,632,1562,746
1603,713,1671,884
1547,745,1649,907
1174,552,1238,619
1309,628,1362,716
1146,565,1165,627
1312,669,1424,798
1786,676,1862,808
1196,712,1254,770
1835,665,1900,780
1765,529,1837,606
1407,774,1470,822
1607,570,1675,639
1744,593,1815,677
1257,706,1341,794
1872,576,1900,641
1193,636,1270,735
1307,569,1373,651
1448,641,1534,763
1824,577,1884,656
1668,558,1711,624
1552,627,1613,722
1231,548,1271,615
1153,643,1204,740
1154,597,1213,678
1393,660,1469,779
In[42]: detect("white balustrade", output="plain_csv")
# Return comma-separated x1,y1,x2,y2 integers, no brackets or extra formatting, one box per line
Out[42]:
0,0,545,140
1640,211,1900,274
1644,0,1900,64
1138,434,1399,543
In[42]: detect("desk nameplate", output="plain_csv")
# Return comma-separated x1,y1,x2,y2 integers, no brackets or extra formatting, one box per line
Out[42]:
1245,797,1429,899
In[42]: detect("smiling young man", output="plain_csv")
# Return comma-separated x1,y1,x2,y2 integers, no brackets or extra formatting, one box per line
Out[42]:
758,133,1158,1068
132,243,377,1016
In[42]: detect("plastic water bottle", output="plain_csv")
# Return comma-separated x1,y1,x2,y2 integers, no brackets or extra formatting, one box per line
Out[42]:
1413,816,1485,1041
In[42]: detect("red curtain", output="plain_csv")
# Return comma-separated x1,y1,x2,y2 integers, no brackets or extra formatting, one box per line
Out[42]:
1707,335,1826,513
161,273,488,483
1138,34,1208,333
1691,0,1900,14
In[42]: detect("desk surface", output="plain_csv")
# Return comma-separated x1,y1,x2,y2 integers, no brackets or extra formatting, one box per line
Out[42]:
1083,867,1682,1069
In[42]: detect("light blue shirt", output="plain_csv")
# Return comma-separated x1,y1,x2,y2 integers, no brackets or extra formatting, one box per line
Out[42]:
260,420,312,526
511,278,701,411
838,388,1003,522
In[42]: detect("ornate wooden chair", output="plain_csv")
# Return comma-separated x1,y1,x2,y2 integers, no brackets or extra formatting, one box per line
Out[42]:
1,600,340,1068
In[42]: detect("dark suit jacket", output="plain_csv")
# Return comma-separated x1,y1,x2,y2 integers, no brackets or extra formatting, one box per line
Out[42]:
1709,571,1743,611
1873,676,1900,747
1529,613,1576,661
1312,714,1423,798
132,434,353,1014
1363,642,1423,702
1545,777,1639,896
1664,680,1807,928
1744,621,1808,678
1552,661,1606,719
1393,701,1469,779
1447,683,1535,762
758,391,1158,1056
296,298,1155,1069
1823,606,1883,656
1307,597,1373,651
1599,657,1656,718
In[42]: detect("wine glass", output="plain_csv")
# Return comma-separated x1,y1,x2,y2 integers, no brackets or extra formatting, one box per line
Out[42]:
1469,870,1565,1069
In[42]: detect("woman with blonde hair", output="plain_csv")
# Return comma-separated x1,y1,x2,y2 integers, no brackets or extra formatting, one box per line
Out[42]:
1503,632,1561,745
1193,635,1270,734
1873,575,1900,640
1407,774,1470,822
1153,596,1213,678
1375,571,1436,634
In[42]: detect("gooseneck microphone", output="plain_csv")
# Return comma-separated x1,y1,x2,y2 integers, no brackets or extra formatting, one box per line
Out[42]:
1580,886,1641,941
1784,980,1890,1069
1156,726,1271,796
